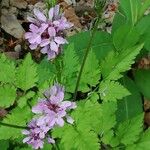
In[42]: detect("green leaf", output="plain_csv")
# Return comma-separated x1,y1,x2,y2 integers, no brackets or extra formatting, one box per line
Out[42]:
53,124,99,150
0,84,16,108
18,91,35,108
120,0,140,25
62,43,79,92
127,129,150,150
112,11,126,33
134,69,150,99
100,102,117,144
116,76,143,123
136,14,150,51
101,44,144,81
99,81,130,102
67,31,113,61
113,25,140,51
37,58,55,86
0,140,9,150
72,100,102,132
16,53,38,91
43,143,52,150
111,114,143,147
0,107,32,140
0,54,16,83
79,50,101,92
138,0,150,19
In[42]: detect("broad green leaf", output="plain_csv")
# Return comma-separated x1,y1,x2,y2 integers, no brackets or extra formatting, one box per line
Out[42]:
67,31,113,61
0,107,32,140
16,53,38,91
112,11,126,33
100,102,117,144
0,84,16,108
113,25,140,51
138,0,150,19
62,43,79,92
53,124,99,150
18,91,35,108
72,100,102,132
120,0,140,25
136,14,150,51
37,58,55,85
111,114,143,147
127,129,150,150
79,50,101,92
0,54,16,83
0,140,9,150
43,143,52,150
116,76,143,123
134,69,150,99
101,44,144,81
99,81,130,102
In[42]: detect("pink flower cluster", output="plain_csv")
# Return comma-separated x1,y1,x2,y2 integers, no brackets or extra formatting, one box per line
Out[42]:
22,84,76,149
25,5,73,60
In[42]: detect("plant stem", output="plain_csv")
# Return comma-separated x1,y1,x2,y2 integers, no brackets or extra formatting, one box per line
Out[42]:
73,15,102,101
0,122,27,129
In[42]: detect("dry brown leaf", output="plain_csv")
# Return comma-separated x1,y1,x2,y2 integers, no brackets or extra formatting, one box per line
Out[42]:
59,1,83,29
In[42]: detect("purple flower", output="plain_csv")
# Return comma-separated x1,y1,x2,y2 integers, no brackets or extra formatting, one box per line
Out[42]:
32,84,76,127
22,119,50,149
22,84,76,149
25,5,73,60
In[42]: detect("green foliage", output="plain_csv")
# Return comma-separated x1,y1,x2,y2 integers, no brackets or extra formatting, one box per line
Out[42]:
0,84,16,108
37,58,55,86
116,76,143,123
113,25,140,51
138,0,150,19
99,81,130,102
110,114,143,147
99,102,117,144
0,54,16,83
63,44,100,92
134,69,150,99
126,129,150,150
67,31,113,61
120,0,140,25
79,50,101,92
16,53,38,91
136,14,150,51
53,100,101,150
101,44,143,81
0,140,9,150
62,43,79,92
0,107,32,140
18,91,35,108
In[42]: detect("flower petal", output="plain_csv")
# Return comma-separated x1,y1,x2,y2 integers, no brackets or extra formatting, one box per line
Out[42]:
48,27,56,37
56,117,64,127
29,44,38,50
34,8,47,22
23,137,30,143
40,39,50,47
48,137,55,144
50,41,59,52
41,46,48,54
54,37,67,44
48,7,54,20
66,115,74,124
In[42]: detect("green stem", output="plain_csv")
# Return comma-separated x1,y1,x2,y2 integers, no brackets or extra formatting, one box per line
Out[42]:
73,15,102,101
0,122,27,129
